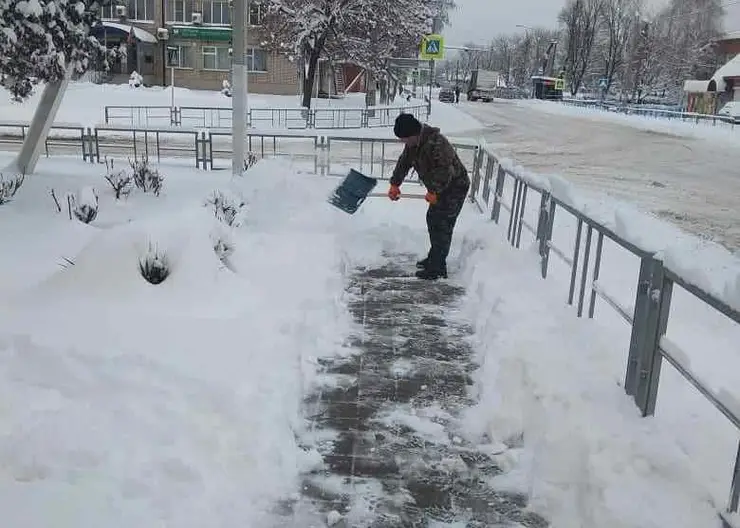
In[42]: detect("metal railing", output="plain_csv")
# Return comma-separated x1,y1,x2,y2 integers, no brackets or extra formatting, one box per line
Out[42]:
467,141,740,525
0,121,92,161
0,120,476,175
103,103,430,130
560,98,737,127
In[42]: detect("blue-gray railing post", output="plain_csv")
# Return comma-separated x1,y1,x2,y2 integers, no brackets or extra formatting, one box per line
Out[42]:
536,192,552,276
481,156,494,205
729,440,740,514
469,147,483,201
491,165,506,222
635,265,673,416
625,255,665,398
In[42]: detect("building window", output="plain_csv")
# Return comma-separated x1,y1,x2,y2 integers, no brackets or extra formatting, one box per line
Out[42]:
99,4,114,18
166,0,192,23
247,48,268,72
203,0,230,25
99,0,153,20
202,45,231,71
248,2,264,26
129,0,154,20
167,44,194,68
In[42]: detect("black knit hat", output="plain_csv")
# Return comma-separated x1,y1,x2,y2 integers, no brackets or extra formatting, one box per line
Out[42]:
394,113,422,138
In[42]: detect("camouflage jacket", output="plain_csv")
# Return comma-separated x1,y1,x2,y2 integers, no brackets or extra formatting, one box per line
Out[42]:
389,125,469,194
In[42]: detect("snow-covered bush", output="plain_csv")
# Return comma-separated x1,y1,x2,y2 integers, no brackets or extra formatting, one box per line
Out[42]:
204,189,246,227
221,79,232,97
129,71,143,88
244,153,258,171
129,157,163,196
103,158,133,199
0,172,24,205
0,0,116,101
139,243,169,284
67,187,99,224
211,228,235,265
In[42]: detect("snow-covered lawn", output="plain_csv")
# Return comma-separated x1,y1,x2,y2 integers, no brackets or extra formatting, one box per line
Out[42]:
0,82,484,135
0,156,354,526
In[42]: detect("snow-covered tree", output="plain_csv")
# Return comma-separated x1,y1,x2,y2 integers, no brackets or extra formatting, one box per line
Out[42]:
595,0,639,94
560,0,605,95
0,0,110,100
327,0,433,101
259,0,444,109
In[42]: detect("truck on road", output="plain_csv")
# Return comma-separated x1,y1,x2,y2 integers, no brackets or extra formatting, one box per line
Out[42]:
467,69,504,102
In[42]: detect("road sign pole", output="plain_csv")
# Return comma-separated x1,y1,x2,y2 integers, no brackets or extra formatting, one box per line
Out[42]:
428,59,434,117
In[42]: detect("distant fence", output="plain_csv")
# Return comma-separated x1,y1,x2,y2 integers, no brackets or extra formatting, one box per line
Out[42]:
561,98,736,127
0,120,476,177
102,103,430,130
467,141,740,525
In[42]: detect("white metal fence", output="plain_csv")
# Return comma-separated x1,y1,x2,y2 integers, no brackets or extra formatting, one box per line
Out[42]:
102,103,430,130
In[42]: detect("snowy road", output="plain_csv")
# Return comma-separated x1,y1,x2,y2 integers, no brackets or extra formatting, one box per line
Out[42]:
450,100,740,252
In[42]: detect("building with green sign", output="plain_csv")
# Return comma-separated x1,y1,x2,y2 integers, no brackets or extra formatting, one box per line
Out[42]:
89,0,299,94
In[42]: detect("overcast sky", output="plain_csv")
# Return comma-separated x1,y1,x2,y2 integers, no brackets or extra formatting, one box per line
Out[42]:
444,0,740,48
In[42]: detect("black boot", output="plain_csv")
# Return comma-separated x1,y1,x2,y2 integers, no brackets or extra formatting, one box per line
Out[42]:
416,257,429,269
415,264,447,280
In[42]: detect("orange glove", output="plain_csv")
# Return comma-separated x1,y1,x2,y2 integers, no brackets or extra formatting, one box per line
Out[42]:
388,184,401,201
425,191,438,205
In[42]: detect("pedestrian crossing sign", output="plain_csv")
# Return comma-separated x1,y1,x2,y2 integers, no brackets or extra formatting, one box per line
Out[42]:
420,34,444,60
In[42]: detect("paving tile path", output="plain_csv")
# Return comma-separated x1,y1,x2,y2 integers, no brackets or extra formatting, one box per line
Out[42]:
279,253,549,527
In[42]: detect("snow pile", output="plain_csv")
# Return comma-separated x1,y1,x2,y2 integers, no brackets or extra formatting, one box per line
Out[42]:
0,157,352,526
521,98,740,146
454,216,734,528
480,140,740,314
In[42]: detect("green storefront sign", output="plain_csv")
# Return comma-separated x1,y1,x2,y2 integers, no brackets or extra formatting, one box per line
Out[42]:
170,26,232,42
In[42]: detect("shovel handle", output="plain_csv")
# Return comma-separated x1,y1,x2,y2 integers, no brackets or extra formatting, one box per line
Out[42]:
367,192,426,200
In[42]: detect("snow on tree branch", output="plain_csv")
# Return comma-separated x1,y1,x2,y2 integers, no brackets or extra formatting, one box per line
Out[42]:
259,0,440,108
0,0,112,100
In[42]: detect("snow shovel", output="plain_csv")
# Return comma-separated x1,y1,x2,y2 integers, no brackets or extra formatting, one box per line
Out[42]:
328,169,378,214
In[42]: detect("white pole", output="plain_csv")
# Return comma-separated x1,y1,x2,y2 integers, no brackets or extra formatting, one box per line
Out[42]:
231,0,247,175
170,65,175,108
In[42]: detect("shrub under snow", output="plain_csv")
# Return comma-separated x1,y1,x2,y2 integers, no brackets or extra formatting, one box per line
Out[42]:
204,189,246,227
139,243,169,284
0,173,24,205
103,158,133,199
129,157,163,196
68,186,99,224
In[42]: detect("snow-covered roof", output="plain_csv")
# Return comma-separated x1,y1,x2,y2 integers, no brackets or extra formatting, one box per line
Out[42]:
720,30,740,41
683,80,717,93
711,53,740,91
99,22,158,44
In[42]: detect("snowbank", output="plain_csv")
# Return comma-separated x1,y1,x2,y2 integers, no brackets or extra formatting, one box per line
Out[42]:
485,142,740,315
454,216,736,528
0,157,352,526
520,98,740,146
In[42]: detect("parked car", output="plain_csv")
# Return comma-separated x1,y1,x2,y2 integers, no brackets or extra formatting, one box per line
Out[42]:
438,88,455,103
717,101,740,123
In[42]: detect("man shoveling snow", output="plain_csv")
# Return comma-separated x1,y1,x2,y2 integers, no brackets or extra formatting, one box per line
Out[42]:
387,113,471,280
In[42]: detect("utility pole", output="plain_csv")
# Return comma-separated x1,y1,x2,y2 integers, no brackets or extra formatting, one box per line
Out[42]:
231,0,248,175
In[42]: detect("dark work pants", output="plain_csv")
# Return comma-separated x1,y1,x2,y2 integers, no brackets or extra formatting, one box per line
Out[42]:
425,178,470,270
